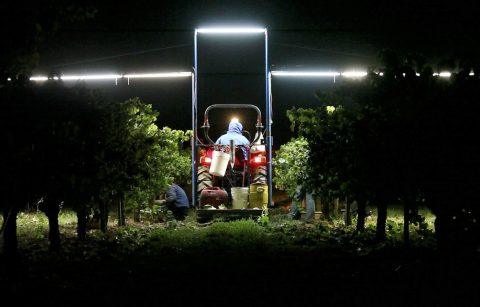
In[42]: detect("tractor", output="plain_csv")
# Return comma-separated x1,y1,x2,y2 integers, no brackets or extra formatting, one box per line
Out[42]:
192,27,273,221
195,104,268,220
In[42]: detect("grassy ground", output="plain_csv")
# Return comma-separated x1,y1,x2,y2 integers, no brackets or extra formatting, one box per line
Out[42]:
1,208,479,306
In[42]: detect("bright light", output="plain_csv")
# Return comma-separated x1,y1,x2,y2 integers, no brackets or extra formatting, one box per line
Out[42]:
28,72,194,82
469,72,475,76
433,72,451,78
326,106,336,114
231,117,239,123
342,71,368,78
196,27,266,34
124,72,192,78
7,77,11,81
271,71,340,77
416,73,421,76
61,74,121,80
30,76,48,81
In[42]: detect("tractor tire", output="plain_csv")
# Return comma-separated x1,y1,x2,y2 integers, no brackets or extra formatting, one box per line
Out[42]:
252,165,267,184
197,165,213,195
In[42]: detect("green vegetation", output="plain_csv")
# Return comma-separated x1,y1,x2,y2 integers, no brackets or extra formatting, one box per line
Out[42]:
2,208,435,255
273,137,310,196
0,83,191,253
277,52,480,249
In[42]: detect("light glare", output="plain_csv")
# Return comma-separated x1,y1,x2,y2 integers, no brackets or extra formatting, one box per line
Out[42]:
342,71,368,78
30,76,48,81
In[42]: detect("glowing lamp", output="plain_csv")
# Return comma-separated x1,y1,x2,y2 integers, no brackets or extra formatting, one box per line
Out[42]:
249,154,267,167
124,72,192,78
61,74,121,80
271,71,340,77
341,71,368,78
196,27,266,34
30,76,48,81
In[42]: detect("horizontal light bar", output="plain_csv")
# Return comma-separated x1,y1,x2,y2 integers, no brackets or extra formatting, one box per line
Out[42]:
26,70,473,83
341,71,368,78
28,72,193,82
432,72,451,78
30,76,49,81
124,72,192,78
61,74,121,81
271,71,340,77
196,27,266,34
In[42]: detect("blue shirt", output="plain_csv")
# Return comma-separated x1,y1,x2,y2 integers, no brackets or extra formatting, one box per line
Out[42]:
216,121,250,158
166,184,189,208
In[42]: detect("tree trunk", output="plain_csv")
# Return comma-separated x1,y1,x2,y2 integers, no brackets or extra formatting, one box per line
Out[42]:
344,198,352,226
76,207,87,240
322,198,330,220
45,203,61,251
117,198,126,227
305,192,315,222
376,203,387,241
100,201,108,233
356,199,366,232
333,198,340,216
3,206,19,256
403,201,410,246
133,208,141,223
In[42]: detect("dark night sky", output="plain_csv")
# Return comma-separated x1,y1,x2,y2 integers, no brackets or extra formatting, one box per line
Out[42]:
32,0,480,145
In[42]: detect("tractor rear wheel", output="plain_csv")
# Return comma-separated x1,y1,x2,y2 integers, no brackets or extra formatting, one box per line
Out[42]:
252,165,267,184
197,165,213,195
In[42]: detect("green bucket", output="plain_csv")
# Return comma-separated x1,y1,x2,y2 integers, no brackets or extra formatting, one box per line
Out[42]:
249,183,268,210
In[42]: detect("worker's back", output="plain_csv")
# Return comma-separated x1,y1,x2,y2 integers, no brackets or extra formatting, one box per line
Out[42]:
216,121,250,146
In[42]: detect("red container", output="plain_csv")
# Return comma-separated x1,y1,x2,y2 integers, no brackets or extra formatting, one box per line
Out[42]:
199,187,229,208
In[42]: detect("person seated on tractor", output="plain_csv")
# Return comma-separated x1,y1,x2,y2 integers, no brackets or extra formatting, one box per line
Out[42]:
165,183,190,220
216,118,250,158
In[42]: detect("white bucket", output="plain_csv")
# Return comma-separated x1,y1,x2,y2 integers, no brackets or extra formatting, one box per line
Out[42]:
209,150,230,177
231,187,249,209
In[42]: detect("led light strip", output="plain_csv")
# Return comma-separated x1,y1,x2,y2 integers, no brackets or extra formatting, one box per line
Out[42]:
271,71,340,77
28,72,192,82
341,71,368,78
30,76,49,81
25,70,475,82
60,74,122,80
124,72,192,78
196,27,266,34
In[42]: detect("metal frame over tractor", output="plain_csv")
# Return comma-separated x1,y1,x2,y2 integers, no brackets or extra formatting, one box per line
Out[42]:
192,27,273,220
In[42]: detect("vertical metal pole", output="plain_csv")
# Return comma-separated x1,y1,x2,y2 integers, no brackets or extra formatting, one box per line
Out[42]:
265,30,273,207
192,30,198,207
